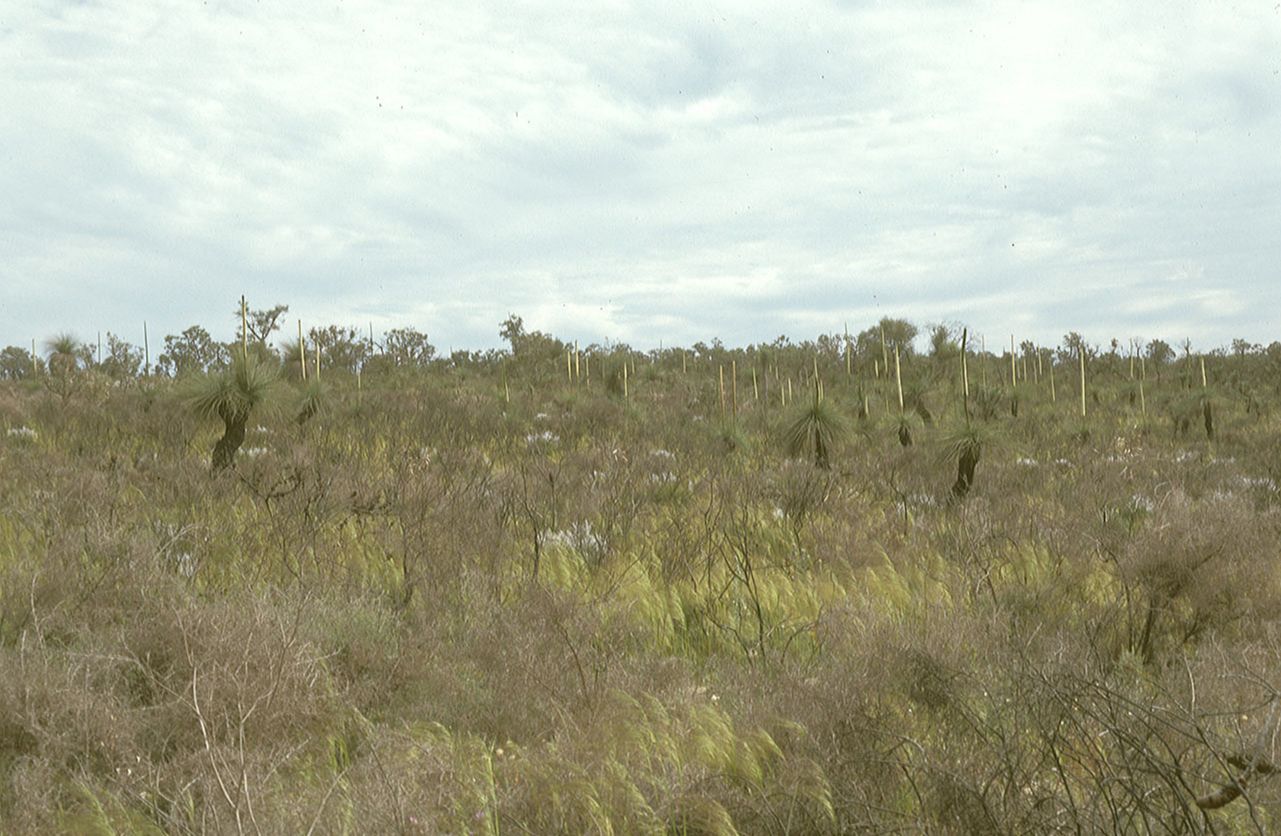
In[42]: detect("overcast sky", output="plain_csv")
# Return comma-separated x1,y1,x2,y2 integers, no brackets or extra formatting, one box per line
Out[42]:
2,1,1279,353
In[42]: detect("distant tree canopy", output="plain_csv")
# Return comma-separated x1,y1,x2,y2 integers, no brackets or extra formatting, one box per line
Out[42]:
14,308,1271,394
1147,339,1175,367
853,318,918,366
100,333,143,380
308,325,370,374
0,346,39,380
239,303,289,348
929,324,962,363
383,327,436,367
158,326,228,377
499,314,525,354
499,313,565,361
1057,332,1096,365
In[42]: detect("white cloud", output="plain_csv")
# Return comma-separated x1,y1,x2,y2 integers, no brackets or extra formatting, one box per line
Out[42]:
1,0,1278,352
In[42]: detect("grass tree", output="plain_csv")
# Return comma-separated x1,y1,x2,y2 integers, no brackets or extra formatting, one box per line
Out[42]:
947,330,985,499
1199,356,1215,440
45,333,85,373
892,345,915,446
783,386,849,470
295,379,327,425
42,333,91,401
187,355,279,470
944,424,984,499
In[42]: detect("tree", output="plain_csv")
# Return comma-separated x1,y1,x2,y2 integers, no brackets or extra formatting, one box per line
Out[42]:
1146,339,1174,381
1057,332,1095,366
815,332,846,358
854,318,918,365
499,314,525,354
1231,339,1259,359
307,325,370,374
0,346,38,380
498,314,564,361
384,327,435,367
158,326,228,377
238,303,289,349
100,333,143,380
928,324,960,363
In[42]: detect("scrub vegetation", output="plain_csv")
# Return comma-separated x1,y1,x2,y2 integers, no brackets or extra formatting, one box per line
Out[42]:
2,312,1280,833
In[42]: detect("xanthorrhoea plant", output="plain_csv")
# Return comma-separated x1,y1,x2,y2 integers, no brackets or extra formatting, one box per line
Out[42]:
187,355,280,471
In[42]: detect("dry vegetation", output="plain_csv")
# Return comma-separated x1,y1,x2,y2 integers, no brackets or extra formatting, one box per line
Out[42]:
2,318,1280,833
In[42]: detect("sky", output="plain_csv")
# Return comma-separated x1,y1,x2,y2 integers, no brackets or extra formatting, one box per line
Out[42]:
2,0,1279,353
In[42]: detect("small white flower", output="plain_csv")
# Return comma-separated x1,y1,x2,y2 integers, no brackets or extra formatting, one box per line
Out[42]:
1129,495,1155,513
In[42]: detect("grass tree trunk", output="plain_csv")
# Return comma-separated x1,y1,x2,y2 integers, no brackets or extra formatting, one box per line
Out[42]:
952,445,980,499
814,433,830,470
212,406,248,471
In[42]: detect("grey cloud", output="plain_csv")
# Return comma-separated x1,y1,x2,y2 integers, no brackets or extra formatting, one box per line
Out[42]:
2,0,1279,353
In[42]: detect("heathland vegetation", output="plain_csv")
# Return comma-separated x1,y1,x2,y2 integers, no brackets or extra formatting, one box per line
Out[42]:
2,306,1280,833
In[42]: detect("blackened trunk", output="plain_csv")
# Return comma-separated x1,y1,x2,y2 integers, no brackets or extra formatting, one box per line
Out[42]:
212,411,247,471
898,423,912,447
951,447,980,499
1203,399,1214,440
815,435,831,470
